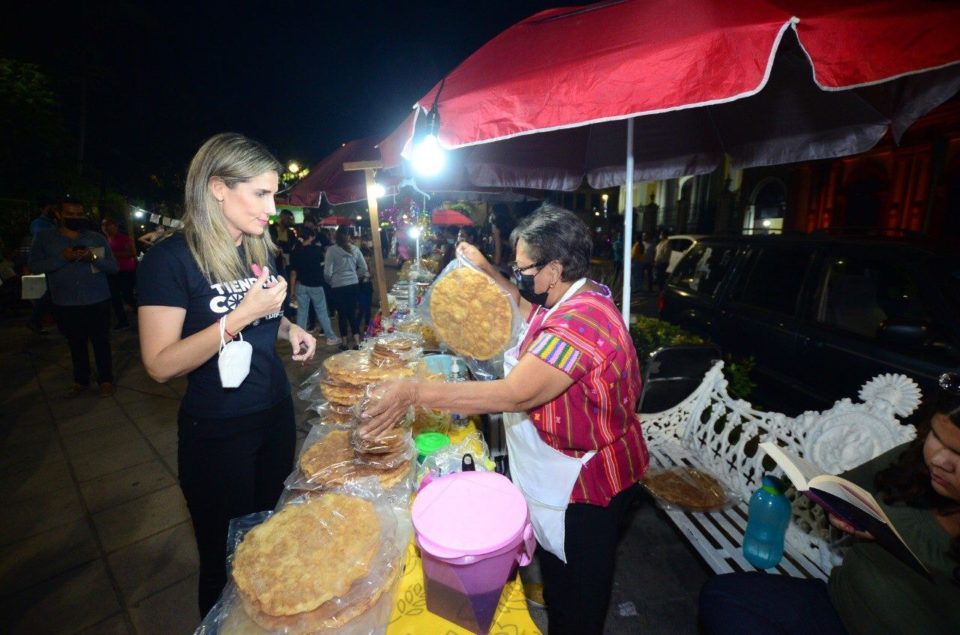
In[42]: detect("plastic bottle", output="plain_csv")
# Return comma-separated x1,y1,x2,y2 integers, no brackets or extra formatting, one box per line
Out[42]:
742,475,791,569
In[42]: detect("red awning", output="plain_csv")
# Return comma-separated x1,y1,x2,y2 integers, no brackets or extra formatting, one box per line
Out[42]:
318,215,354,226
381,0,960,189
286,137,395,207
431,209,474,226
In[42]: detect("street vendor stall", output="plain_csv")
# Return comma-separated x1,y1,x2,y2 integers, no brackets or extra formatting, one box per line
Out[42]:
194,327,541,635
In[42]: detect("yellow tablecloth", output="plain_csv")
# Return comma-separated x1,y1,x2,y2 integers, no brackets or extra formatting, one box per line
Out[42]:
386,540,542,635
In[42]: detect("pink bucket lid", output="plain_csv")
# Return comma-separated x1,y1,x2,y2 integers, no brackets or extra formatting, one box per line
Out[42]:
413,471,529,559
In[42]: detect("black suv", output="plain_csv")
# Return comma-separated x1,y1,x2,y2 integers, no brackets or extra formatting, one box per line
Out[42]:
659,234,960,414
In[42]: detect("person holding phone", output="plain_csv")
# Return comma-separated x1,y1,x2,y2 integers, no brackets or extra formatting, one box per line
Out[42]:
28,198,118,396
136,133,316,617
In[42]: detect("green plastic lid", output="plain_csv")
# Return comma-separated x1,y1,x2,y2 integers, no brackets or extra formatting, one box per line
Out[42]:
415,432,451,457
761,475,786,494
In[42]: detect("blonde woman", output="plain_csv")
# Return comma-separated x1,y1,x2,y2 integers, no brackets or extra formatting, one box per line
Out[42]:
136,133,316,616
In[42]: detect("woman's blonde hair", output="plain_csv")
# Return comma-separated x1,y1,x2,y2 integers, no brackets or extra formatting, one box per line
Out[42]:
182,132,282,283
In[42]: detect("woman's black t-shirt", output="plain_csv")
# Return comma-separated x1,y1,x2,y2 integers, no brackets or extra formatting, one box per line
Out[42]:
137,233,290,418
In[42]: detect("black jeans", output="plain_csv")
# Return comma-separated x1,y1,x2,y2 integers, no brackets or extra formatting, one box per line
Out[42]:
699,572,848,635
539,483,639,635
330,283,360,337
177,397,296,617
357,280,373,331
108,270,137,326
53,300,113,385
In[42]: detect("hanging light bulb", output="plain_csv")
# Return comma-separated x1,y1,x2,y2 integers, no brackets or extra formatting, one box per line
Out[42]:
369,182,386,198
412,134,444,176
411,83,446,177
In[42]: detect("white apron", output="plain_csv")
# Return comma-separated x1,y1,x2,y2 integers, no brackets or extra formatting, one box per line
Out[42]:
503,279,594,563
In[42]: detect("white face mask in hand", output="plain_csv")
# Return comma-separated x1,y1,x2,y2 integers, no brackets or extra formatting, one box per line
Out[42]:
218,317,252,388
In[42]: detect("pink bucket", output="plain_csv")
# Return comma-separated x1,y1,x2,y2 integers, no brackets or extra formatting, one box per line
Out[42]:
412,471,535,634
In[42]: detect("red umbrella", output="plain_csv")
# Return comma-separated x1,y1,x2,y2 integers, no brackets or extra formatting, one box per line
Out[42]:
286,137,396,207
431,208,474,226
380,0,960,322
381,0,960,187
319,215,354,226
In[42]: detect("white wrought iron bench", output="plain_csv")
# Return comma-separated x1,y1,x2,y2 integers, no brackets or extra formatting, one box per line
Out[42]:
642,361,921,580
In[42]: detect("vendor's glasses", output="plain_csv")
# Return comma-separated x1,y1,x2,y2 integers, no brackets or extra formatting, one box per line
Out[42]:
939,372,960,396
510,261,544,280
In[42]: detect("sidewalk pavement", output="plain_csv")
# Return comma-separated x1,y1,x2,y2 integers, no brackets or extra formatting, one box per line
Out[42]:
0,284,706,635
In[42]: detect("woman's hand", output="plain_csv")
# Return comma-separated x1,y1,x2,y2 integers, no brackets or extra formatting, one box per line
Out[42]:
358,380,418,439
287,323,316,362
456,241,494,275
828,513,874,540
237,266,287,322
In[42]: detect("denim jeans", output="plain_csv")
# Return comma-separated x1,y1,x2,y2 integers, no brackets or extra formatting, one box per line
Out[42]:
295,284,335,337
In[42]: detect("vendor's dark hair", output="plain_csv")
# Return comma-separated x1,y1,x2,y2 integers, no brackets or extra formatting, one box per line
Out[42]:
510,204,592,281
874,387,960,583
299,226,316,241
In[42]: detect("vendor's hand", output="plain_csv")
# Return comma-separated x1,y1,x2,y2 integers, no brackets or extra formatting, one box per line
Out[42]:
828,513,874,540
359,380,418,439
62,247,83,262
456,242,493,274
288,324,316,362
237,266,287,321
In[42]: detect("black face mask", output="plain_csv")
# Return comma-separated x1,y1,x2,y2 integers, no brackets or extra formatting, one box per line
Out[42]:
517,273,549,306
62,218,90,232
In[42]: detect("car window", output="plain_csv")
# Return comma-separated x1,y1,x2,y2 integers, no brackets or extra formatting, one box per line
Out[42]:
936,257,960,316
814,255,929,338
670,243,735,297
670,238,693,252
730,246,811,315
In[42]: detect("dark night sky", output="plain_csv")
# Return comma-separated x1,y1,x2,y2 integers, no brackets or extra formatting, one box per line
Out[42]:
3,0,575,197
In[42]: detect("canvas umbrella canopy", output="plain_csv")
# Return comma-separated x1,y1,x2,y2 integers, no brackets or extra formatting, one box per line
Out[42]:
286,137,397,207
432,208,475,226
318,215,355,226
380,0,960,321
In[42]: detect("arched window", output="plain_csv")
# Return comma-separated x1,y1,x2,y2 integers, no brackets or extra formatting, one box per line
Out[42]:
744,178,786,234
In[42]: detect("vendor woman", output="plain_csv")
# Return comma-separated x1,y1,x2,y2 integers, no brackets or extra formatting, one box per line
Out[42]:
361,205,648,635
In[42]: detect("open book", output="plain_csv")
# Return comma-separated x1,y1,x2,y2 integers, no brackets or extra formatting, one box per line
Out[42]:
759,442,929,578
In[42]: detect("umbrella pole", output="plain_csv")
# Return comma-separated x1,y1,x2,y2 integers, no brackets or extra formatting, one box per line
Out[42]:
622,118,634,326
344,160,390,322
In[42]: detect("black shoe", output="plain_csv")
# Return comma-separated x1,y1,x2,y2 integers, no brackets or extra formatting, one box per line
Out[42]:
338,344,349,351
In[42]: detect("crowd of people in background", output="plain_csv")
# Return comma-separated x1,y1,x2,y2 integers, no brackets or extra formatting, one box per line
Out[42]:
4,192,681,399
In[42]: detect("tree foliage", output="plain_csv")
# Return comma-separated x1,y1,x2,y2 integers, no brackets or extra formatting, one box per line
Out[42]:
0,58,72,199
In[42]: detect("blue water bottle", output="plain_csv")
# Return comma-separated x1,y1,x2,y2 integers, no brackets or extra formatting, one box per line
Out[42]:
742,475,791,569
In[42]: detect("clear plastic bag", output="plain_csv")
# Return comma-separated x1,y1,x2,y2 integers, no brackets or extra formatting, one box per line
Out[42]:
642,465,741,512
196,492,406,635
420,256,524,379
286,423,415,496
360,332,423,369
298,350,417,414
394,313,441,350
420,431,494,479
